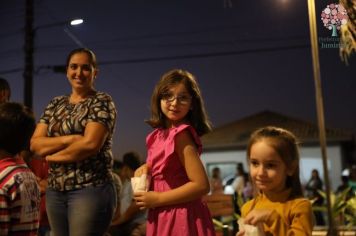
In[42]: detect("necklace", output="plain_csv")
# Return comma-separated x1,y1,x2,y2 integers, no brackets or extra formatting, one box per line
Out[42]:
70,90,96,104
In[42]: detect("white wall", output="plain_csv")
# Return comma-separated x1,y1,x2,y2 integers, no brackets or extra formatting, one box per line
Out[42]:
202,145,342,191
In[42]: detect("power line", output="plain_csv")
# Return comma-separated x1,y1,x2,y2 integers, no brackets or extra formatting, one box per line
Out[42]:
0,29,23,39
88,35,308,51
0,68,23,75
0,43,310,75
0,34,307,56
99,44,310,65
86,25,307,46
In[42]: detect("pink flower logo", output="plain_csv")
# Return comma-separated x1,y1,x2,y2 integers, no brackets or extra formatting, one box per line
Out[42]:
321,3,348,36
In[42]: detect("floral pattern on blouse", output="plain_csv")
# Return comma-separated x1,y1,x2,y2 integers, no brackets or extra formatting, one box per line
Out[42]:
39,91,117,191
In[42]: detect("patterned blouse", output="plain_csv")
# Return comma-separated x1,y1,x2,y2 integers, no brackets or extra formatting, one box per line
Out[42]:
39,91,117,191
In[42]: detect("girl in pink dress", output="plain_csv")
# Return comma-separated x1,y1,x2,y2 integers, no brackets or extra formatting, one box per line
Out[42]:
134,69,216,236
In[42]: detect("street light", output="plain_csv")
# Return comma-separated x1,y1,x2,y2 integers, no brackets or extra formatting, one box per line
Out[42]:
24,0,83,109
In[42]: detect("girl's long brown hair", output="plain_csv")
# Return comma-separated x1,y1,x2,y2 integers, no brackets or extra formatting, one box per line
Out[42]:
246,126,304,199
145,69,212,136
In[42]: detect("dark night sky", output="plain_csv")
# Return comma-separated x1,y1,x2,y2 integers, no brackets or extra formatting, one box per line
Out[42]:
0,0,355,160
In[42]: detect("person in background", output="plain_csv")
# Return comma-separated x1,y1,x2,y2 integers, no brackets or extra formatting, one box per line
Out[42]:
112,159,124,177
110,159,123,229
1,78,48,234
209,167,224,194
120,153,141,217
232,163,247,197
109,151,146,236
237,126,313,236
28,157,50,236
134,69,215,236
0,77,11,103
231,163,249,217
242,172,253,201
349,165,356,194
30,48,117,236
0,102,41,235
305,169,325,226
336,174,349,194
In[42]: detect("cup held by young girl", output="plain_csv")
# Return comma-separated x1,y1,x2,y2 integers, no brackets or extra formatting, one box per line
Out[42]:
131,174,150,192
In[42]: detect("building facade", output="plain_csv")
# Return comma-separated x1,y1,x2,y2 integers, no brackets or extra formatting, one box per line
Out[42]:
201,111,355,191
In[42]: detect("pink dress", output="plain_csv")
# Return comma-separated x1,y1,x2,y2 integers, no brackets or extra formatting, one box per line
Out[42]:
146,124,216,236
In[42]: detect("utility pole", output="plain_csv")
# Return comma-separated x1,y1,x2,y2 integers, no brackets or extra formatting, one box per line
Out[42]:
24,0,34,109
307,0,336,235
23,0,83,109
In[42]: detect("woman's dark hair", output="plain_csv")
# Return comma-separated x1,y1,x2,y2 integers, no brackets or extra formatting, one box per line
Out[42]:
246,126,303,198
145,69,212,136
0,102,35,155
66,48,97,69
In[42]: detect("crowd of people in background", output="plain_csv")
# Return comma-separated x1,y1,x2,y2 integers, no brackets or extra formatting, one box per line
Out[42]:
1,46,356,236
302,165,356,227
108,151,147,236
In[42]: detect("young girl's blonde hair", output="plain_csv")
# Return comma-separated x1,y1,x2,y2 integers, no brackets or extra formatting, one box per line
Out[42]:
246,126,303,198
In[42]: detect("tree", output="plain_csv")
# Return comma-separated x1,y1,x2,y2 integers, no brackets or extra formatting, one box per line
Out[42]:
339,0,356,64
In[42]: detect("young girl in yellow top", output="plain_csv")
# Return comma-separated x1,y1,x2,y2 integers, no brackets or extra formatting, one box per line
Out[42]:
237,126,314,236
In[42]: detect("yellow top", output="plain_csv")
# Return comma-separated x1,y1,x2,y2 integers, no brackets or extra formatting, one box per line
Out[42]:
241,189,314,236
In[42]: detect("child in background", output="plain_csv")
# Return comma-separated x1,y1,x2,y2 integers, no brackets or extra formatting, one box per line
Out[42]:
110,152,146,236
28,157,50,235
210,167,224,194
0,102,41,235
110,159,123,230
237,126,313,236
134,69,215,236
